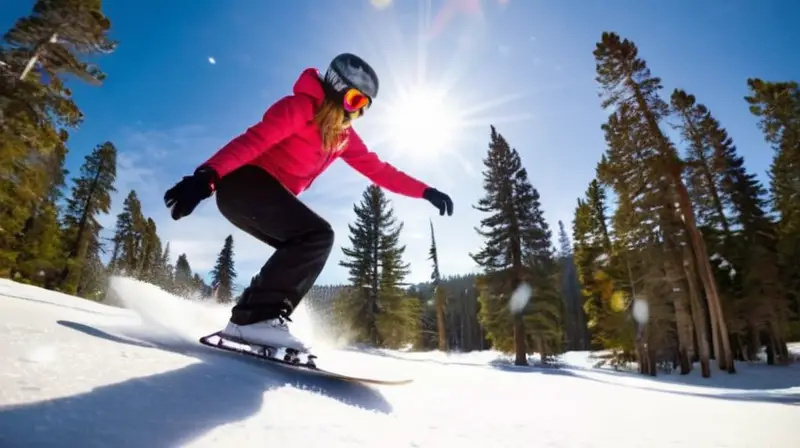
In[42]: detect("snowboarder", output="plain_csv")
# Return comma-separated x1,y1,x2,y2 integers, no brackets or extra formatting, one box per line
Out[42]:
163,53,453,354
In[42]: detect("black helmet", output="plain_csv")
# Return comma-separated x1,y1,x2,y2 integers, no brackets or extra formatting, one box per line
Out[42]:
323,53,379,101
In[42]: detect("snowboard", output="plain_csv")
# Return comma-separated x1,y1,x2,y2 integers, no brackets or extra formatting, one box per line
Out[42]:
198,331,413,386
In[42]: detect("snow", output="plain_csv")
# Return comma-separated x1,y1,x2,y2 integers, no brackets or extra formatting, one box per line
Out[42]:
1,278,797,447
631,298,649,324
508,282,532,314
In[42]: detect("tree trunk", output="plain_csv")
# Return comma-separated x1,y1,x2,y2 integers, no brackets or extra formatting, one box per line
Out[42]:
765,332,776,365
682,246,711,377
636,325,654,376
663,250,694,374
463,291,473,351
647,342,658,377
734,335,746,361
371,203,380,346
765,299,790,365
747,324,760,361
510,215,528,365
775,332,790,364
673,174,735,373
435,287,448,351
673,293,694,374
513,314,527,365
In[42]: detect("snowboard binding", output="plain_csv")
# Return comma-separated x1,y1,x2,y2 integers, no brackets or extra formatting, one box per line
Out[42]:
199,331,318,369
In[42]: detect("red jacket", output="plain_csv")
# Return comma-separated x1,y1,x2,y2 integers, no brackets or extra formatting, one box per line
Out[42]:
200,68,429,198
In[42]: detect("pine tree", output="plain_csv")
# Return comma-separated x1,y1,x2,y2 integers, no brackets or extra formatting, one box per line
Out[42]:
557,220,573,348
745,78,800,356
0,105,68,276
137,218,162,282
670,90,733,245
153,243,174,290
572,178,641,363
192,273,208,297
672,88,788,365
10,140,70,285
13,201,62,286
669,90,743,375
557,220,587,350
173,253,193,296
59,141,116,295
211,235,236,303
336,185,419,348
109,190,145,275
3,0,117,84
472,125,527,363
595,82,699,376
471,126,561,365
2,139,69,280
450,274,484,351
0,1,116,276
519,171,563,361
79,236,107,300
572,181,611,349
429,220,448,351
593,32,734,373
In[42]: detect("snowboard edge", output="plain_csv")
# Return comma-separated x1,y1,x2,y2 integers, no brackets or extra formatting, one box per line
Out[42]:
198,332,413,386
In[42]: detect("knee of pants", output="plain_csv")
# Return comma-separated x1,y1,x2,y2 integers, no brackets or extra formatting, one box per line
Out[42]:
318,225,335,253
308,224,334,258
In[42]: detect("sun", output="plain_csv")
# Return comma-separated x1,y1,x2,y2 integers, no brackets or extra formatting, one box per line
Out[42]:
382,86,459,158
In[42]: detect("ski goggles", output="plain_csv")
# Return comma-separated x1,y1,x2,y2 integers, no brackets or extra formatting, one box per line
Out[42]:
342,88,371,114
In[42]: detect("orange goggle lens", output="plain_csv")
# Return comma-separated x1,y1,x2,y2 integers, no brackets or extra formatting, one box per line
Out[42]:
343,88,370,113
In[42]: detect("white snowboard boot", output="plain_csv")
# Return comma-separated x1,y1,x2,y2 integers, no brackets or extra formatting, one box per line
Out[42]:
221,318,309,352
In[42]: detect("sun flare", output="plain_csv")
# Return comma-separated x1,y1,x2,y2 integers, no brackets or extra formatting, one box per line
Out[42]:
383,86,459,158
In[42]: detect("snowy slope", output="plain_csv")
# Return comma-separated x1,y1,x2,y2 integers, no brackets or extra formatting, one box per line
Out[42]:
1,278,797,448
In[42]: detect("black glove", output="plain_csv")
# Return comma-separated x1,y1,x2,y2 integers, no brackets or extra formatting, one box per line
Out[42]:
164,166,218,220
423,187,453,216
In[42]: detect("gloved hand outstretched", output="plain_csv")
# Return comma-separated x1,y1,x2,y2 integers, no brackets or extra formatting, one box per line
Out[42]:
164,166,218,220
423,187,453,216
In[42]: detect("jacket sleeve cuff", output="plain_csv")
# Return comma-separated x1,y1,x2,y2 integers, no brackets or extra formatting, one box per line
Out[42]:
194,165,220,190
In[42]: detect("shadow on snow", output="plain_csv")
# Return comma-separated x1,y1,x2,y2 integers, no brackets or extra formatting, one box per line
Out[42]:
0,293,124,317
488,360,800,406
0,320,393,448
347,345,799,406
343,346,495,369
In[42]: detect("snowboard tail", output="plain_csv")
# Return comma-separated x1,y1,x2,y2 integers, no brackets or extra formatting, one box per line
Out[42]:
198,331,413,386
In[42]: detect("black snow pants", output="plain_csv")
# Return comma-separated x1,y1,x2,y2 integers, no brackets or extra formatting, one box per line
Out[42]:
214,165,334,325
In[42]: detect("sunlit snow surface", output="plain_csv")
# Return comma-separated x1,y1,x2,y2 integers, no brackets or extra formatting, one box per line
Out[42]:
0,277,796,447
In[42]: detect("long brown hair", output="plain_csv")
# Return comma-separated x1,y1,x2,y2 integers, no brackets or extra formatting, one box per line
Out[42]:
312,98,351,153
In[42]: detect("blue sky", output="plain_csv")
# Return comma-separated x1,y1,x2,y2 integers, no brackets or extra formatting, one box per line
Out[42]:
3,0,798,287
